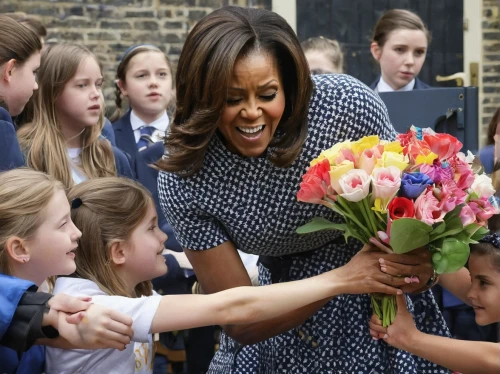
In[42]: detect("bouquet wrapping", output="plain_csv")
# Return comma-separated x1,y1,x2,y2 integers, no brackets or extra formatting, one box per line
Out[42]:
296,127,497,327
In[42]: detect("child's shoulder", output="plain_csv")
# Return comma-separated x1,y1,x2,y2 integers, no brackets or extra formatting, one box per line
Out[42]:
53,277,106,297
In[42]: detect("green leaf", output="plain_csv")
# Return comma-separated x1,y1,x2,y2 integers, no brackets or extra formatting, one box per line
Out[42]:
431,237,470,274
390,218,432,254
470,226,489,241
443,203,465,221
431,221,446,236
296,217,347,234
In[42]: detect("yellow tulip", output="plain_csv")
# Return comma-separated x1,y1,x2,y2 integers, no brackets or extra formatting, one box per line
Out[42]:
415,151,438,165
311,140,352,166
328,160,354,194
383,141,404,154
352,135,380,155
377,151,409,171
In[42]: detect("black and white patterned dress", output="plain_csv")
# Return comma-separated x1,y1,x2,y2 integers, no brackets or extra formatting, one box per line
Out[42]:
158,75,451,373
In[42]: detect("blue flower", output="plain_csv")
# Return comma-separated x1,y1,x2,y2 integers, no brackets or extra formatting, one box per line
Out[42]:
401,172,434,199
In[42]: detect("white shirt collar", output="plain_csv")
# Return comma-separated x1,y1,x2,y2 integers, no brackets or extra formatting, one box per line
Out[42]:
377,76,415,93
130,109,169,132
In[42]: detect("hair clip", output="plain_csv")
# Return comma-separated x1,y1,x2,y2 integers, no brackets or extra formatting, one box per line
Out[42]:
71,198,83,209
479,233,500,249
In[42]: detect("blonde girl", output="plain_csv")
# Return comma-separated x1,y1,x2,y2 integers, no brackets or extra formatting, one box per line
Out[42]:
17,43,133,188
46,177,405,374
301,36,344,75
369,9,431,92
0,169,136,373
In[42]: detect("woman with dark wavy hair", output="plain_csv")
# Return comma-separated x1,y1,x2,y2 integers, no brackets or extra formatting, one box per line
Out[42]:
157,6,449,373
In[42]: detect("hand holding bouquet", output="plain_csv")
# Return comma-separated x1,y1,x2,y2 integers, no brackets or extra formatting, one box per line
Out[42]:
296,127,497,327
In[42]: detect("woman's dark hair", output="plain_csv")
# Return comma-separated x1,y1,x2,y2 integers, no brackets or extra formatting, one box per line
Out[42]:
156,6,313,176
486,107,500,146
372,9,431,48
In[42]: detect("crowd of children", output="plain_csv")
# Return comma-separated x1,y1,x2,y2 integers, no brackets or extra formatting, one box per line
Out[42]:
0,6,499,374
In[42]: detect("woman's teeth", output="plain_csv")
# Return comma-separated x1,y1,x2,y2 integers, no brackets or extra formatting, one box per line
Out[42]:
237,125,264,134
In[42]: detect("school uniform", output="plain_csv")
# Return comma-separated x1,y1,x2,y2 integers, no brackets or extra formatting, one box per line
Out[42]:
0,107,24,171
369,75,431,92
102,118,117,146
0,275,47,374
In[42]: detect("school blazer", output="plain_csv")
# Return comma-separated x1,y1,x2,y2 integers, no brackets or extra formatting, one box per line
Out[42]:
369,76,431,90
0,107,24,171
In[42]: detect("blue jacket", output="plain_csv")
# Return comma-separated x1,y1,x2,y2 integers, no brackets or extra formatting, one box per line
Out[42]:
102,118,116,146
478,144,494,174
369,76,431,91
113,111,185,293
0,275,45,374
0,108,24,171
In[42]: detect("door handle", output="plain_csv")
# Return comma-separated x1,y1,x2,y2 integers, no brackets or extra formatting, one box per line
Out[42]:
435,72,466,87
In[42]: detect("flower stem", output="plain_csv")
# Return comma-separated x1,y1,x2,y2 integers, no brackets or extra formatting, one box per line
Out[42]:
336,197,372,241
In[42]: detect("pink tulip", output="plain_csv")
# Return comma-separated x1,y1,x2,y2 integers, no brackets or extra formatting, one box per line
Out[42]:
338,169,371,202
459,204,476,226
297,174,327,204
358,148,377,175
469,198,498,222
414,190,445,225
371,166,401,200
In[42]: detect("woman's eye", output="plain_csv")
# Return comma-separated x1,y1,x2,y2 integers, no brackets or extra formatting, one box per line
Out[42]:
159,72,167,77
260,91,278,102
226,98,242,106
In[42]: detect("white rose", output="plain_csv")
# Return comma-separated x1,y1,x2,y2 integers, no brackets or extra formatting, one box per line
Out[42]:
471,174,496,199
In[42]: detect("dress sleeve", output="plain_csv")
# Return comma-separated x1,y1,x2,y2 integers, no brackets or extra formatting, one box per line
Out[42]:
158,171,230,251
311,74,397,143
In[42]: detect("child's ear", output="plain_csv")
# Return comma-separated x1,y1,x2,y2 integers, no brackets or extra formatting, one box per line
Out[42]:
1,59,16,83
109,241,127,265
5,236,31,264
116,80,128,97
370,42,382,61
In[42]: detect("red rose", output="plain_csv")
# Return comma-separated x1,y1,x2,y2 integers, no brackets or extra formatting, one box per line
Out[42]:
423,133,463,161
296,159,330,204
387,197,415,220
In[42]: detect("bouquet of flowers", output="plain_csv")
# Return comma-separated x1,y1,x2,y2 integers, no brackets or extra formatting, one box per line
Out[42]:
296,126,497,327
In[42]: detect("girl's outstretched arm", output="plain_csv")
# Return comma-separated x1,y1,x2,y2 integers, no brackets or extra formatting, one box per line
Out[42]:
369,294,500,374
150,243,412,335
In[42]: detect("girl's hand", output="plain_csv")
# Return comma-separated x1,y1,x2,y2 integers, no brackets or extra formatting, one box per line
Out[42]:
337,243,422,295
369,294,419,351
47,294,92,324
370,238,434,294
56,304,134,350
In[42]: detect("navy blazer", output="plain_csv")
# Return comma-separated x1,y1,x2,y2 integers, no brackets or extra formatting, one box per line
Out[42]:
0,108,24,171
102,118,116,146
369,76,430,91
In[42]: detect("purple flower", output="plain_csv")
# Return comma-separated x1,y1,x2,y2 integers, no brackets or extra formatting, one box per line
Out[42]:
401,172,434,199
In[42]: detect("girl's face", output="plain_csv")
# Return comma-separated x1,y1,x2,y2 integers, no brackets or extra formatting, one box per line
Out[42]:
55,56,103,135
121,201,168,286
219,51,285,158
23,189,82,285
371,29,428,90
119,51,173,121
467,253,500,326
1,52,40,116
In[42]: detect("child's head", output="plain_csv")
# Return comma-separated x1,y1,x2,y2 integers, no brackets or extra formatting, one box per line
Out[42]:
17,43,117,188
5,13,47,46
370,9,431,90
111,44,174,123
0,168,81,286
486,107,500,146
467,234,500,325
301,36,344,75
68,177,168,298
0,15,41,116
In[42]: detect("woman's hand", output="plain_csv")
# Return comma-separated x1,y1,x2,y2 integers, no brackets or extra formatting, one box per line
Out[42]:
370,238,434,294
56,303,134,350
369,294,419,351
336,243,423,295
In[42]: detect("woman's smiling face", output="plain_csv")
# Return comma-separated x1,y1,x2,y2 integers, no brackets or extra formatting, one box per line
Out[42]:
218,51,285,157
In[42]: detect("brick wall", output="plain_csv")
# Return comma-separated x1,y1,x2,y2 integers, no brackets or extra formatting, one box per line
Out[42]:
483,0,500,138
1,0,271,112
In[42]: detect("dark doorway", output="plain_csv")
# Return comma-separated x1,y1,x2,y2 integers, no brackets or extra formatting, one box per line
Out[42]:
297,0,464,88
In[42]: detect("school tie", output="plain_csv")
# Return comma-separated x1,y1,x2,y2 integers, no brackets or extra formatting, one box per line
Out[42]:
137,126,155,150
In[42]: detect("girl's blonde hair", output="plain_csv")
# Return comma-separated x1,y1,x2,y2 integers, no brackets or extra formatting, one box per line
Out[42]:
301,36,344,74
0,168,64,274
109,44,175,122
17,43,117,188
68,177,153,298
